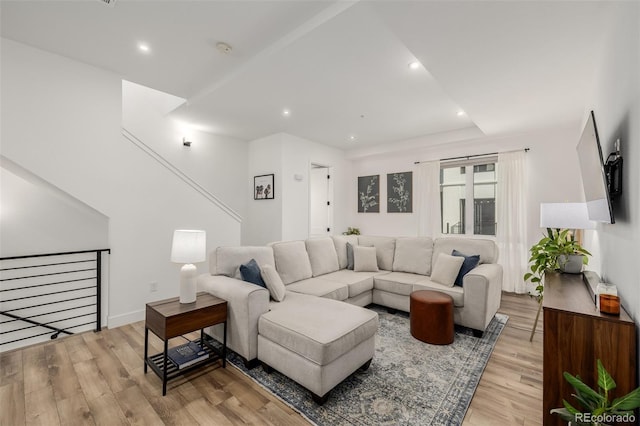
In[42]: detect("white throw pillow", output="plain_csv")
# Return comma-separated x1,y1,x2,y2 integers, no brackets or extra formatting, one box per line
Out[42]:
260,264,286,302
305,237,340,277
271,240,313,284
392,237,433,275
431,253,465,287
353,246,379,272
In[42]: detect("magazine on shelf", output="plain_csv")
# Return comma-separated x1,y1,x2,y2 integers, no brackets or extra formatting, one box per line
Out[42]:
167,341,209,369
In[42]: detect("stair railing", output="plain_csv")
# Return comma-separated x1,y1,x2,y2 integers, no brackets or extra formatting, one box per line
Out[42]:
0,249,110,351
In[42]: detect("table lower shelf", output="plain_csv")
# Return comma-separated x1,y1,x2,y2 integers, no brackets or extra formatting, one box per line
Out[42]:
146,336,225,384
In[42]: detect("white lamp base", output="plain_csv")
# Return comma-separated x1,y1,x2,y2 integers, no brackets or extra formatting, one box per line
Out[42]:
179,263,197,303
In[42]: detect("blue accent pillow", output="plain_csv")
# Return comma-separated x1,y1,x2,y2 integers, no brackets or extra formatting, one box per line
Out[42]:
452,250,480,286
240,259,266,288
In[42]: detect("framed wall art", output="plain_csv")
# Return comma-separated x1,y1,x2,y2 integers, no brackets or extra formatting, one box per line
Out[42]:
254,174,274,200
387,171,412,213
358,175,379,213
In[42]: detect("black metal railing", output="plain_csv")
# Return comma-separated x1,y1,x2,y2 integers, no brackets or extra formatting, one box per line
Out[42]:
0,249,110,350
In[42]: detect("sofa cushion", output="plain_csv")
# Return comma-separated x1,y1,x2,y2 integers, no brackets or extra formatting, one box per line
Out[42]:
452,249,481,287
211,246,275,277
353,246,379,272
322,269,384,298
286,278,349,301
373,271,423,296
239,259,266,288
260,264,286,302
331,235,359,269
432,237,498,273
392,237,434,276
259,292,378,365
431,253,465,287
305,237,340,277
358,236,396,271
413,279,465,307
271,241,313,285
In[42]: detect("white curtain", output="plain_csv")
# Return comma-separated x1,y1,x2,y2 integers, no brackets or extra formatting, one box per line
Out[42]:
417,160,441,237
496,151,528,293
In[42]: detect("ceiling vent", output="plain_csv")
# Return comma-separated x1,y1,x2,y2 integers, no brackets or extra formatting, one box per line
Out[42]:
97,0,117,7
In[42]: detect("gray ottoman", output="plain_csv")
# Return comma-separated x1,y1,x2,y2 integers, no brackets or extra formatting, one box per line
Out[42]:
257,292,378,404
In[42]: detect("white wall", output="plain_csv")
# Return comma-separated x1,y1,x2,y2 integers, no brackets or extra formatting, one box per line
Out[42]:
122,81,248,215
243,134,283,245
281,134,350,240
0,158,109,256
585,2,639,347
347,125,585,251
243,133,350,244
0,39,242,327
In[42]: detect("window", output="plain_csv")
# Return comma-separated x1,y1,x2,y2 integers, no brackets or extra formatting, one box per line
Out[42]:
440,160,497,236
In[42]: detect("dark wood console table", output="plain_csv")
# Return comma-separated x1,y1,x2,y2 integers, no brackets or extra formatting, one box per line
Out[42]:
144,292,227,396
543,272,637,425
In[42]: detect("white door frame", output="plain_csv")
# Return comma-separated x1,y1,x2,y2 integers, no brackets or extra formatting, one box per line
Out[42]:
309,162,334,236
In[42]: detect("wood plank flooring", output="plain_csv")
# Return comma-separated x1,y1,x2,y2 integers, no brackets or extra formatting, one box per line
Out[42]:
1,292,543,425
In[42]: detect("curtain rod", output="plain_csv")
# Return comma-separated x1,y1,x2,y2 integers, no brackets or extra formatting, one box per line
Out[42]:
414,147,529,165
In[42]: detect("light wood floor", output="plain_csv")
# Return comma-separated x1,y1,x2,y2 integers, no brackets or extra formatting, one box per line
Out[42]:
0,293,543,426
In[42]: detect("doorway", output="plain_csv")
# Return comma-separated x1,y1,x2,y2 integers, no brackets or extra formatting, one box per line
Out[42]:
309,164,333,237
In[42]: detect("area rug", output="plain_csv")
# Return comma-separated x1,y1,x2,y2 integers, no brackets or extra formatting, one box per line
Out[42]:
228,307,508,426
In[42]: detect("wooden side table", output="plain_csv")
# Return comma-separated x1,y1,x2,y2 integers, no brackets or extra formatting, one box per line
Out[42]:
144,292,227,395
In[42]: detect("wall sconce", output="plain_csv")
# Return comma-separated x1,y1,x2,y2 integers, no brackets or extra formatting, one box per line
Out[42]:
182,137,192,147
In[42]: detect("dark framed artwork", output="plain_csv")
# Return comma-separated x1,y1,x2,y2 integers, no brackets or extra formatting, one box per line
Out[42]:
387,171,413,213
358,175,379,213
254,174,274,200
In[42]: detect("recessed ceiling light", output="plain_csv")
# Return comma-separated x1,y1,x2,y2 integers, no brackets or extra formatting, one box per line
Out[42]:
138,43,150,53
408,61,421,70
282,109,291,117
457,110,465,117
348,135,356,142
216,42,232,54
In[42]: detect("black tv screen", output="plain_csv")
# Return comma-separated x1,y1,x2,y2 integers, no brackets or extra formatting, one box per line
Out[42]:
576,110,614,223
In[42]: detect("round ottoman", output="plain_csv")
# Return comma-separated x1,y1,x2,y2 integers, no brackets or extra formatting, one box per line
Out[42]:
410,290,454,345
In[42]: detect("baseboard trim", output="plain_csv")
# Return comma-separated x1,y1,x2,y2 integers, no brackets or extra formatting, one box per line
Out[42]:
108,309,144,328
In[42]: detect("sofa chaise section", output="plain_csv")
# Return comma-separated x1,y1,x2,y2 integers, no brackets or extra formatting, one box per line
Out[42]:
258,292,378,403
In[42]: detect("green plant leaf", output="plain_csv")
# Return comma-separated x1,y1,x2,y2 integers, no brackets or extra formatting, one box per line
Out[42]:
572,391,596,411
562,399,580,414
610,387,640,411
524,273,533,281
564,372,604,407
597,359,617,392
550,407,575,422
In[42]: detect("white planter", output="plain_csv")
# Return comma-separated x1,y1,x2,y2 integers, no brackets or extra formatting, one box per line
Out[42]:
559,254,584,274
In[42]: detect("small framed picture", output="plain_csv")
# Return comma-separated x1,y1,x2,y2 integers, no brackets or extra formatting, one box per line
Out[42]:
254,174,274,200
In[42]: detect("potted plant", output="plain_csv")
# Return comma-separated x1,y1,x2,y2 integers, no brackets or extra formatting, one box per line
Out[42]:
524,228,591,341
551,359,640,425
343,227,360,235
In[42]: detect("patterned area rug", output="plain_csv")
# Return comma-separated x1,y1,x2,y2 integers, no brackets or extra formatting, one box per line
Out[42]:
228,306,508,426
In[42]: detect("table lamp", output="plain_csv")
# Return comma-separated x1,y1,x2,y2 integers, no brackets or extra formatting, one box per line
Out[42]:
170,229,206,303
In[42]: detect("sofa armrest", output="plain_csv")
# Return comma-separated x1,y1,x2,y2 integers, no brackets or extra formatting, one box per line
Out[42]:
462,263,503,331
196,274,269,362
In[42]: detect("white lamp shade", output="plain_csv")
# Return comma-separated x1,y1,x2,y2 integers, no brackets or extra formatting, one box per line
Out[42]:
540,203,596,230
170,230,206,264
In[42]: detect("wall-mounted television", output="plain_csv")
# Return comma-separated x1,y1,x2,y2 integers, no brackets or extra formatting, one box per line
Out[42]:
576,110,615,224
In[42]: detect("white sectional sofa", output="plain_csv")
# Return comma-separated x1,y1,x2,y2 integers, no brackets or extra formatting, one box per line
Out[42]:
197,235,502,403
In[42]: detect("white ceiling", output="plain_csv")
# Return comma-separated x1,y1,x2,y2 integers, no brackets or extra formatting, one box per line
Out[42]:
0,0,615,150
